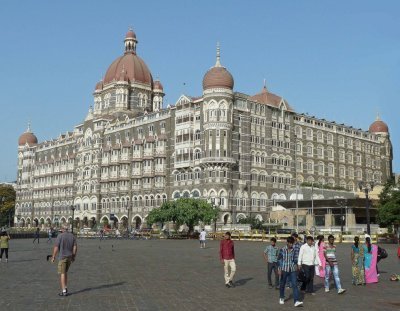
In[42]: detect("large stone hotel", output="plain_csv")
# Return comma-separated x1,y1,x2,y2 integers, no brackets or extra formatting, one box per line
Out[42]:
15,30,393,230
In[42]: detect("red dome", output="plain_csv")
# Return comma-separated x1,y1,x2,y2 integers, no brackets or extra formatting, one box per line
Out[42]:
202,66,234,90
94,80,103,91
153,80,163,91
125,29,136,39
18,132,38,146
369,119,388,133
103,53,153,86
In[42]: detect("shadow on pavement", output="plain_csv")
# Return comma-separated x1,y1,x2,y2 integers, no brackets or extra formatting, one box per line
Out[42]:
71,282,125,295
234,278,253,286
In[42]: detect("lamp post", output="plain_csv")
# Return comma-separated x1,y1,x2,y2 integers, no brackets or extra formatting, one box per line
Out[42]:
70,205,76,233
335,198,347,235
294,134,299,233
0,197,6,227
358,181,374,235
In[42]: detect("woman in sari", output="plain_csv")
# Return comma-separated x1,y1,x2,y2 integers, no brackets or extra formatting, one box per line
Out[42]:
315,235,325,278
363,236,378,284
351,236,365,285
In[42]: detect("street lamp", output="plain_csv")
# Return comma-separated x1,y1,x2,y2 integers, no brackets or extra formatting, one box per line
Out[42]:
335,198,348,235
358,181,374,235
293,134,299,233
70,205,76,233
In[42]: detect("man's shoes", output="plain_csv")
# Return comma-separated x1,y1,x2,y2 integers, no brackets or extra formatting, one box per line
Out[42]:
58,292,69,297
225,283,231,288
338,288,346,294
269,285,273,289
228,281,235,288
294,301,304,307
279,298,285,305
325,288,330,293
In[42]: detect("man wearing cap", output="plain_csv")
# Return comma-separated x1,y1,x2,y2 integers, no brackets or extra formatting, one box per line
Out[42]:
51,225,77,296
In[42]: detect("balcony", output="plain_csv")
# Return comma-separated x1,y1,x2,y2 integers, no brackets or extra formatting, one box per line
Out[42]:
200,157,236,165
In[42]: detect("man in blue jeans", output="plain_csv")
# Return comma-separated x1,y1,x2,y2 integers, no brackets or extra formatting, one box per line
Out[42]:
278,236,303,307
324,235,346,294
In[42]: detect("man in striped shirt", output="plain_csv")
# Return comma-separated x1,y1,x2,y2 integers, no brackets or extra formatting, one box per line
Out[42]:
324,235,346,294
277,236,303,307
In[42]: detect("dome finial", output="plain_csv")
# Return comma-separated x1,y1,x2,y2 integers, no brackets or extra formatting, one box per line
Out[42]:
125,27,137,54
376,112,381,121
215,42,221,67
27,121,31,133
263,78,268,91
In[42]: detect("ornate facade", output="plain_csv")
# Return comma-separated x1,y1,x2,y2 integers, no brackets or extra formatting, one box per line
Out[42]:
15,30,393,229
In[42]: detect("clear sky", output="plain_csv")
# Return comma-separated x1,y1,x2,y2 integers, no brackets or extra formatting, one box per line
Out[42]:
0,1,399,182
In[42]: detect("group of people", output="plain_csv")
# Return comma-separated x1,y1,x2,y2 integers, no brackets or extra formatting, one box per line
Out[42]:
261,232,385,307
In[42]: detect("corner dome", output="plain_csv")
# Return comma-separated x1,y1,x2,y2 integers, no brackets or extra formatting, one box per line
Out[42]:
153,80,163,91
202,44,234,91
103,29,153,87
369,116,388,133
19,124,38,146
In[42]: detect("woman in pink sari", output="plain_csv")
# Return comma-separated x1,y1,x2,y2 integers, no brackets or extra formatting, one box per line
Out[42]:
315,235,325,278
363,236,378,283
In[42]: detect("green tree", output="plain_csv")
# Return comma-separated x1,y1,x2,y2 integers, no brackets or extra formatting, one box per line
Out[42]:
377,179,400,233
0,184,16,227
147,198,219,233
237,216,264,230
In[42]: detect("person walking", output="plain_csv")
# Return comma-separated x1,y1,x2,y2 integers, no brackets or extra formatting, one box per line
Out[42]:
263,237,279,289
51,225,77,296
277,236,303,307
199,229,206,249
33,227,40,244
0,231,11,262
315,235,326,278
47,227,53,243
351,236,365,285
363,235,378,284
324,235,346,294
220,232,236,288
298,236,321,295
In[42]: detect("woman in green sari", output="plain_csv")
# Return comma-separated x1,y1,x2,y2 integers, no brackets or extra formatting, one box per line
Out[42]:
351,236,365,285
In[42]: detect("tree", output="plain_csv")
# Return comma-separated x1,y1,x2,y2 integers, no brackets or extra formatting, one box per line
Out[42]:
146,198,219,233
237,216,264,230
0,184,16,227
377,179,400,233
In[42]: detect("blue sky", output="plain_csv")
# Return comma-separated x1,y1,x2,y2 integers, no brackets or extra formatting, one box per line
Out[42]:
0,1,399,181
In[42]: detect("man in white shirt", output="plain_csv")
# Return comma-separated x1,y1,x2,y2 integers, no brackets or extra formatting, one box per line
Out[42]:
199,229,207,249
298,236,321,295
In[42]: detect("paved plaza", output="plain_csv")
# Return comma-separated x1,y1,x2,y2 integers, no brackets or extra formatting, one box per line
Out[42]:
0,238,399,311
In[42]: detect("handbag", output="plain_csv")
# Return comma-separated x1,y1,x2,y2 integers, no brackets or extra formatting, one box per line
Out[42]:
378,247,388,259
297,268,307,282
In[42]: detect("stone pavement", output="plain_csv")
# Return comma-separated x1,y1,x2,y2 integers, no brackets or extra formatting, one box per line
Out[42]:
0,238,399,311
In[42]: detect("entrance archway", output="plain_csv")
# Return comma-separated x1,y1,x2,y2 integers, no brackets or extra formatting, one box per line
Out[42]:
223,214,229,225
133,216,142,229
121,216,128,229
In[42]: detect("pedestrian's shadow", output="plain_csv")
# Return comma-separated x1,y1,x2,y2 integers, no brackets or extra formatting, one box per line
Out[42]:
234,278,253,286
71,282,125,295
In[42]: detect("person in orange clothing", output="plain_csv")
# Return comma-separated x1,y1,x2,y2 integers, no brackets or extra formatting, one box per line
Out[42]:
220,231,236,288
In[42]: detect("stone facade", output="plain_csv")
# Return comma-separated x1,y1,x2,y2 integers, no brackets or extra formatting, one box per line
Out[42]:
15,30,393,229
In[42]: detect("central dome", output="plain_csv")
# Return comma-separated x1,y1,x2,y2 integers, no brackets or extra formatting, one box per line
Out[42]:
103,54,153,86
103,29,153,87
